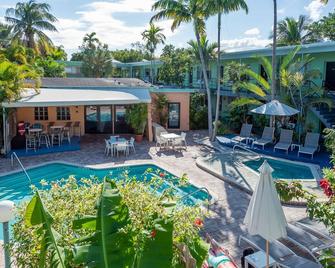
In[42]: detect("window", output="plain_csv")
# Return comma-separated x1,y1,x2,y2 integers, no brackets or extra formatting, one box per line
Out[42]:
34,107,48,120
168,103,180,129
57,107,71,120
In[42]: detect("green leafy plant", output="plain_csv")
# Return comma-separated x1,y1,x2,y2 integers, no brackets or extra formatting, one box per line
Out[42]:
155,93,169,126
274,180,308,202
24,191,66,267
9,171,209,267
125,103,148,135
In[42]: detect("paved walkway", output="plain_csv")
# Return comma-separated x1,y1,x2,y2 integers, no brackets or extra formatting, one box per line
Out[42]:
0,131,309,265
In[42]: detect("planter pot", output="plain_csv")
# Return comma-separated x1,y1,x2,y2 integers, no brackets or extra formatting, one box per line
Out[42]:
135,134,143,143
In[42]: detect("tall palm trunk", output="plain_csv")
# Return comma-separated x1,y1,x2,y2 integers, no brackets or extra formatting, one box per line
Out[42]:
194,23,213,137
270,0,277,128
151,51,154,84
272,0,277,99
212,12,222,141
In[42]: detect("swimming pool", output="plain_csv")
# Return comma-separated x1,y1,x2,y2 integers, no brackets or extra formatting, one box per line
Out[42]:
0,163,211,205
243,157,315,180
0,162,211,240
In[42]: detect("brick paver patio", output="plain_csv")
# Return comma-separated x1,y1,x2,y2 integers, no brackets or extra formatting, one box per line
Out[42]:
0,131,309,265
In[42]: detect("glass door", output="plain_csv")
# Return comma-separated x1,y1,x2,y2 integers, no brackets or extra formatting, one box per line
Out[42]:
168,103,180,129
114,105,133,134
85,106,99,133
99,106,112,133
85,106,113,133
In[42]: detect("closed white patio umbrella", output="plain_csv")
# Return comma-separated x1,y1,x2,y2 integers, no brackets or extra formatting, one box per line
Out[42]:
251,99,299,116
244,160,287,267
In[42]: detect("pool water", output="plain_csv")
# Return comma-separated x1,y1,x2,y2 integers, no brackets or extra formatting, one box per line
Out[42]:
0,163,211,205
243,158,315,180
0,163,211,240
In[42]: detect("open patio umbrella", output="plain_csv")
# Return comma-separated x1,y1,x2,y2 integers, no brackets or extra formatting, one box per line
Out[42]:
250,99,299,116
244,160,287,268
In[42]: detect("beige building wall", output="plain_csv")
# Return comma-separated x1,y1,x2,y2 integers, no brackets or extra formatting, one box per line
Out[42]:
151,92,190,131
14,92,190,140
16,106,85,135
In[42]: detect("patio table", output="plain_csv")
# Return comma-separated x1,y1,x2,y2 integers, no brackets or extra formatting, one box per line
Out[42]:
161,133,181,149
50,126,64,129
28,128,42,134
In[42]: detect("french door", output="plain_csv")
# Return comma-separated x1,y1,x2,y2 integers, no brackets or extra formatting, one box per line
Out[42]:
85,106,112,133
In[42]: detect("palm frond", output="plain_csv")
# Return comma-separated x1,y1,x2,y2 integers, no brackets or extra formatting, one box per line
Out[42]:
240,82,267,98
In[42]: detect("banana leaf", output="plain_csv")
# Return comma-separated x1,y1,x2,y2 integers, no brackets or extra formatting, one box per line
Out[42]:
24,191,66,268
137,218,174,268
72,179,135,267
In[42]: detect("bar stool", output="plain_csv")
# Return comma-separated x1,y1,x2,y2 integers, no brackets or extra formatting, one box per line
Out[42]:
39,133,50,148
26,134,37,152
51,128,62,147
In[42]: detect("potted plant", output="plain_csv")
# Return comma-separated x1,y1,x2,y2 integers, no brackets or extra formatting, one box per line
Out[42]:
126,103,148,142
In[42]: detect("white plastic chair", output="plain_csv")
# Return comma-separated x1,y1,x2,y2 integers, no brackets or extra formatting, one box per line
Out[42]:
156,135,167,149
104,139,112,156
116,143,128,157
128,137,136,153
173,132,187,149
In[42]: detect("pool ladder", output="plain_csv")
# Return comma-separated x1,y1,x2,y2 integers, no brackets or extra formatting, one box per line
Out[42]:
10,152,32,184
233,144,261,159
179,187,212,212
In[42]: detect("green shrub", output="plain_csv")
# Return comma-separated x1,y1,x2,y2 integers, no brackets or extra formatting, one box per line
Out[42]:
9,170,208,267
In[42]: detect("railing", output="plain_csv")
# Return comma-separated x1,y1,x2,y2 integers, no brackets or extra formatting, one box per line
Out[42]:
179,187,211,212
11,152,32,184
233,144,261,159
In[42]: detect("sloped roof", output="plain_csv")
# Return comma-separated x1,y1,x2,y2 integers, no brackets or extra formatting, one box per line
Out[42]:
2,87,151,108
25,77,152,88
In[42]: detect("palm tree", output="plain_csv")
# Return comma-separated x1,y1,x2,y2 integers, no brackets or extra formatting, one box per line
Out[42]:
232,46,332,141
141,23,166,84
206,0,248,140
83,32,100,49
272,0,277,103
187,36,217,79
151,0,214,136
274,16,313,46
5,0,57,54
0,23,12,48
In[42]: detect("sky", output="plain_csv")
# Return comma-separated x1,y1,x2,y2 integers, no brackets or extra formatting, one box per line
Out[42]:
0,0,334,58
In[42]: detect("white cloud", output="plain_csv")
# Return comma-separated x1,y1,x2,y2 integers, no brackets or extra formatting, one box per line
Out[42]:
221,37,271,52
304,0,325,21
46,0,177,54
277,8,285,15
244,27,260,36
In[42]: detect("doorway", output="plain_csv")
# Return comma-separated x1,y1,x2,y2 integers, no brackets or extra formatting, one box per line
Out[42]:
85,106,113,133
325,62,335,91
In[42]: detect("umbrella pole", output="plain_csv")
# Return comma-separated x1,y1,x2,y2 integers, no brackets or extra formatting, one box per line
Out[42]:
266,240,269,268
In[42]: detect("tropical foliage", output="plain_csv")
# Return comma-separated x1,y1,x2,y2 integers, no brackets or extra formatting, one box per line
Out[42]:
158,45,191,86
274,15,315,46
76,32,113,78
309,10,335,41
125,103,148,135
9,172,209,267
190,93,208,130
204,0,248,140
230,46,332,140
5,0,58,55
142,23,166,83
154,93,169,126
151,0,214,137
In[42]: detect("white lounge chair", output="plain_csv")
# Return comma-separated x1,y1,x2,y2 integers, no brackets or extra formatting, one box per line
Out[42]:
239,234,322,268
232,123,253,144
295,218,335,242
286,223,334,262
274,129,293,154
252,127,274,149
298,133,320,159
